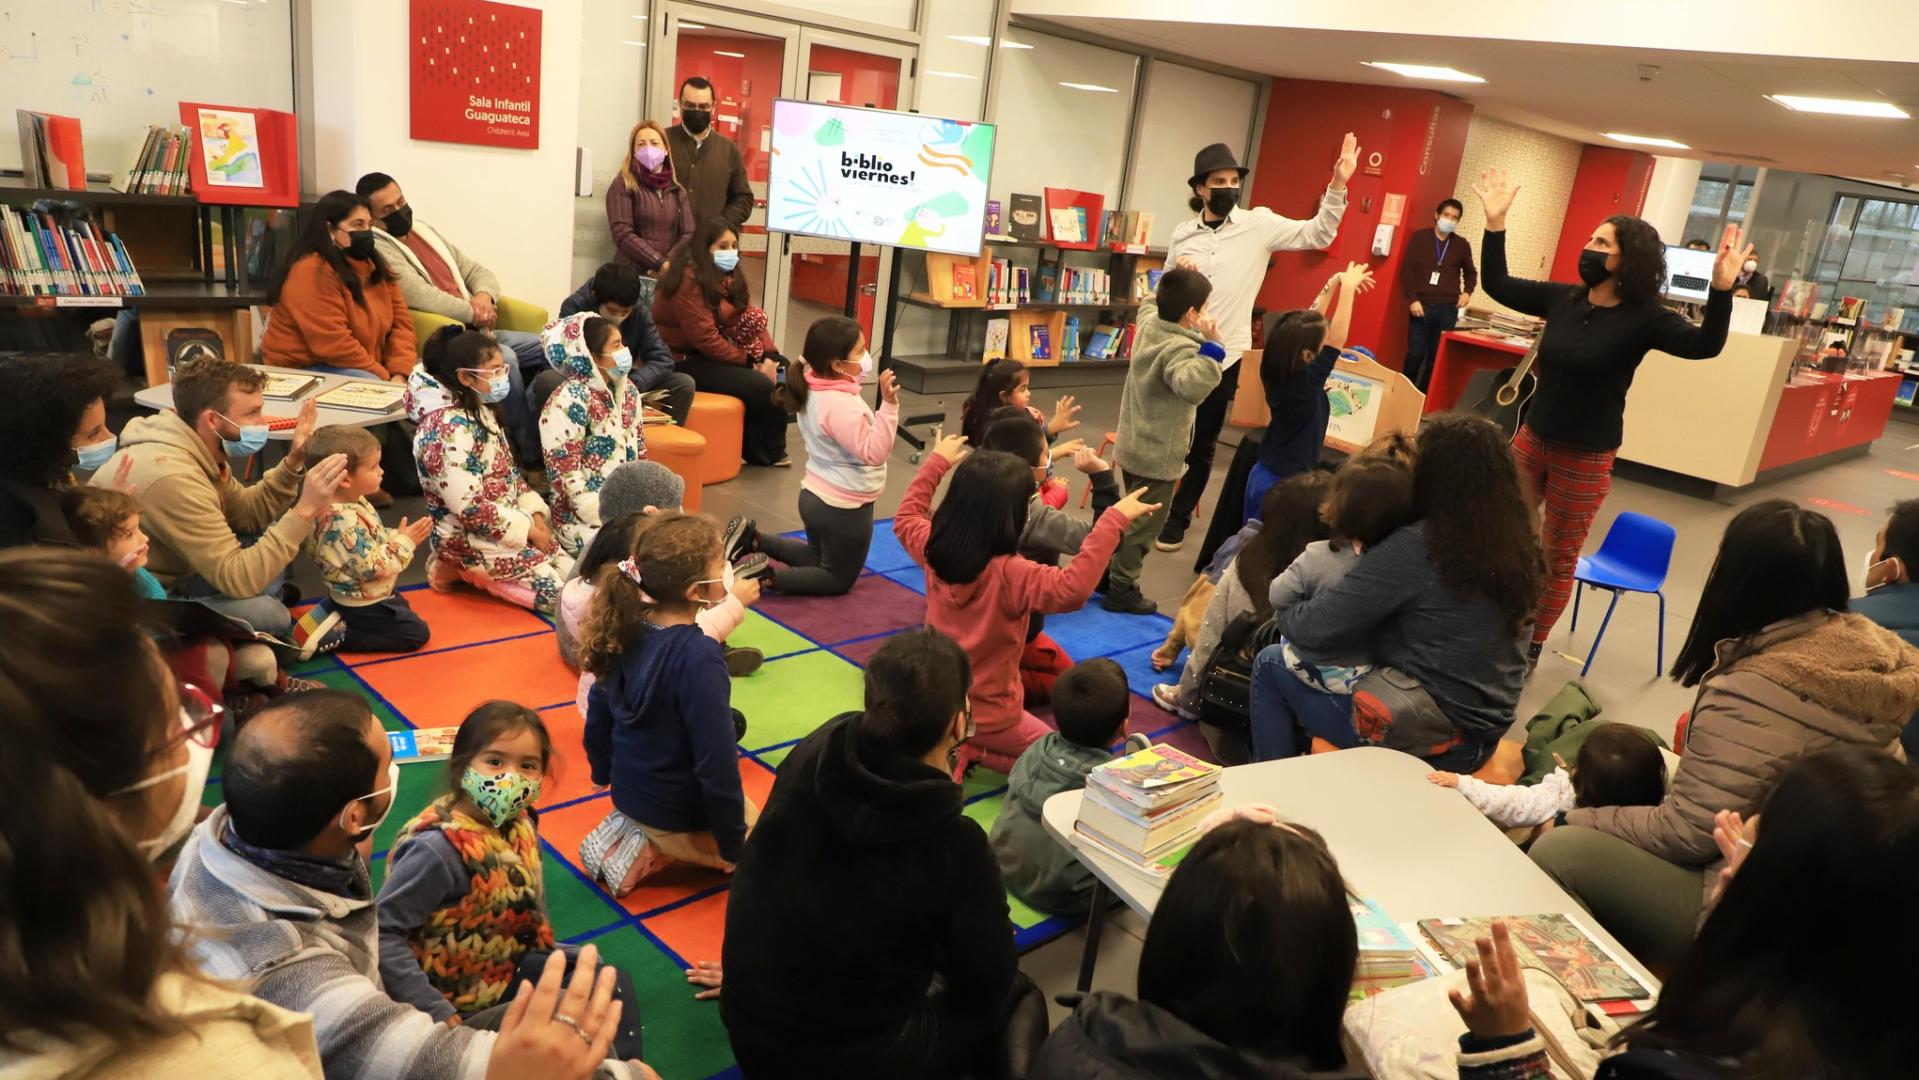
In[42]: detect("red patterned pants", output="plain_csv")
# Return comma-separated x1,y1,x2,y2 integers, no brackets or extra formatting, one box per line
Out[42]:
1511,424,1616,646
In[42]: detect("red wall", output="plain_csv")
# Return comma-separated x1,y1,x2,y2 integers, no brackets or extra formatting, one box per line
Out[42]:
676,33,785,183
808,45,901,110
1247,79,1474,372
1550,146,1655,280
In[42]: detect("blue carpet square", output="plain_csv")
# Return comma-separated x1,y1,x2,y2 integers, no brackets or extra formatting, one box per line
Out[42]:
883,564,928,595
862,520,918,573
1042,603,1173,663
1105,641,1181,699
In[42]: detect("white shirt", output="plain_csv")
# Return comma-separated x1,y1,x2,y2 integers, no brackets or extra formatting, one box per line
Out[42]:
1165,186,1350,368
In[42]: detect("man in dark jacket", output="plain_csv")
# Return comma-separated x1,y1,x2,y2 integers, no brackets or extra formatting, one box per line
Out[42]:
720,627,1046,1078
667,76,754,229
555,262,697,425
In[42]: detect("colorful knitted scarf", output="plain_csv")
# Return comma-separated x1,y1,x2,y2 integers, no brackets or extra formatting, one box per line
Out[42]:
394,796,555,1013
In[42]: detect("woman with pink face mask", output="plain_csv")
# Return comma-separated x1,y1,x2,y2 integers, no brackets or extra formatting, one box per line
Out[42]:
606,119,694,280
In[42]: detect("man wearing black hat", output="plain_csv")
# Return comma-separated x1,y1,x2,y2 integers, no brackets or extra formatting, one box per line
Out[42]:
1151,135,1359,556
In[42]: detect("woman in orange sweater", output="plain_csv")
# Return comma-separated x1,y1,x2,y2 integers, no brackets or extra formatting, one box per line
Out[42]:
262,190,416,381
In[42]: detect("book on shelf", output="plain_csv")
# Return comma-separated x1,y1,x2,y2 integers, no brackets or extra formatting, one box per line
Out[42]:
1086,323,1119,360
951,262,978,302
181,102,300,207
15,110,86,190
388,727,460,764
1035,262,1060,304
1416,914,1654,1006
1126,210,1155,246
0,205,146,298
983,317,1010,362
315,381,408,415
1048,207,1084,245
1101,208,1126,249
1062,315,1081,362
1134,267,1165,302
260,371,324,401
1014,266,1031,305
1008,194,1043,241
1028,324,1052,360
984,199,1002,236
1115,322,1139,360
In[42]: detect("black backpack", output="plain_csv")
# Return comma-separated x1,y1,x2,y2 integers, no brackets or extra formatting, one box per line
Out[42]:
1198,610,1284,734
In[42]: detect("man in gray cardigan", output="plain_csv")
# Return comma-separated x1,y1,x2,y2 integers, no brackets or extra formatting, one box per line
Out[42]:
169,690,653,1079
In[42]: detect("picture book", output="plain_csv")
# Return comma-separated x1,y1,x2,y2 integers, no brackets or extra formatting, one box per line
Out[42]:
985,199,1003,236
952,262,978,301
15,110,85,190
983,317,1010,361
1071,824,1196,881
1035,262,1060,304
316,381,408,415
1028,324,1051,360
1129,210,1155,246
1009,194,1043,241
1837,296,1868,323
1086,323,1119,360
195,107,266,189
1417,914,1653,1003
1102,208,1126,249
1062,315,1081,362
1095,743,1219,790
260,371,323,401
1049,207,1086,245
388,726,460,763
1351,898,1421,972
1900,379,1917,407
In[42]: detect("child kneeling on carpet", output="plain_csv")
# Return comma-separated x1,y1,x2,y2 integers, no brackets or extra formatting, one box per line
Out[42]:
539,312,647,559
295,424,433,653
376,701,646,1057
990,658,1146,914
1429,721,1667,830
409,325,571,613
752,314,899,596
894,433,1157,774
979,407,1122,705
578,512,755,895
1268,455,1417,694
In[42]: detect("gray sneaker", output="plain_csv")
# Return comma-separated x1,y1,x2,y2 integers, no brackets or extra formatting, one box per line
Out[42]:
724,646,764,677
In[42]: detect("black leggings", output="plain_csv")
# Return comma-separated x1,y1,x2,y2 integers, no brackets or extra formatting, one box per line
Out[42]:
679,354,790,466
760,491,872,596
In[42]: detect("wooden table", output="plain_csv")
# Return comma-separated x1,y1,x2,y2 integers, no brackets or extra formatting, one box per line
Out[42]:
1041,747,1660,995
133,364,405,440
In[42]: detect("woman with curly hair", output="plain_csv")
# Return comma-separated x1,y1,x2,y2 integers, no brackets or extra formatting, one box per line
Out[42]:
1253,414,1543,772
1474,168,1747,666
0,352,122,548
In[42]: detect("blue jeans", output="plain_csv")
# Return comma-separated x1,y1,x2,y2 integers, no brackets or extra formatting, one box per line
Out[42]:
171,559,293,638
1249,644,1362,760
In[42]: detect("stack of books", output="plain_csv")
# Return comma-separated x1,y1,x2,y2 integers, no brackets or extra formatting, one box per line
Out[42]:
1072,744,1222,879
0,205,146,297
111,124,195,195
1349,897,1436,999
1416,913,1656,1015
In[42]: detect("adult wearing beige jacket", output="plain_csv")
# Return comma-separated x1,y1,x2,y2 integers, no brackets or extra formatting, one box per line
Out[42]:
93,359,348,637
1531,500,1919,971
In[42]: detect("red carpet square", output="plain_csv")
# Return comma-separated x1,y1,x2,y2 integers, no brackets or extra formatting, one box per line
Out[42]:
353,634,581,728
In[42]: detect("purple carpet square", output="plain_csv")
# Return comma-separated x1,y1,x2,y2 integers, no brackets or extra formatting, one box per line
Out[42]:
831,629,914,667
1125,688,1190,739
756,573,925,644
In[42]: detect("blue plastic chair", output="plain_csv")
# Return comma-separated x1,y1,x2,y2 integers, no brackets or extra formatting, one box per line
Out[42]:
1569,512,1676,677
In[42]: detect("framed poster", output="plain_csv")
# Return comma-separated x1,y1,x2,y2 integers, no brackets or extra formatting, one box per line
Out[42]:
409,0,542,149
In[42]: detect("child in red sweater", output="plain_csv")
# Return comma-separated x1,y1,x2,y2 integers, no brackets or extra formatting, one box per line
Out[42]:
894,432,1158,774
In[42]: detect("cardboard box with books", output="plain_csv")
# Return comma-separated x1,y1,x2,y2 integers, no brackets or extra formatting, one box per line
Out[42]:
1071,743,1222,879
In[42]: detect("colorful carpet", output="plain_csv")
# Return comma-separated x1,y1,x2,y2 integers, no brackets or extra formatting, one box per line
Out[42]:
198,520,1212,1079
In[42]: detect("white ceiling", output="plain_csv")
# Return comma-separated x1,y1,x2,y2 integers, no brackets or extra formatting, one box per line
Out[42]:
1015,18,1919,187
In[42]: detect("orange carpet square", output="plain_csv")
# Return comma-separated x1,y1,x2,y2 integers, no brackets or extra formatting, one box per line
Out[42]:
344,589,551,664
642,890,730,970
536,704,598,810
353,634,580,728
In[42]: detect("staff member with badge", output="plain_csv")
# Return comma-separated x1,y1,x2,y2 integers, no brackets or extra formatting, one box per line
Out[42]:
1154,135,1360,554
1399,197,1478,392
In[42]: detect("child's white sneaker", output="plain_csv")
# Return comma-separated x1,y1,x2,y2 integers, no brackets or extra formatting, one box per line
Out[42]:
1150,683,1198,720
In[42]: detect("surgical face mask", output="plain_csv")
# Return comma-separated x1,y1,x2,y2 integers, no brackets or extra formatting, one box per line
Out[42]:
214,411,269,458
1576,249,1612,287
839,350,872,378
712,247,740,273
344,229,377,260
1742,259,1758,273
1206,186,1239,218
111,720,215,861
634,144,668,171
680,107,713,135
609,347,634,380
688,577,726,609
463,367,511,404
339,761,401,840
461,766,541,828
1436,217,1458,236
383,205,414,239
73,433,118,472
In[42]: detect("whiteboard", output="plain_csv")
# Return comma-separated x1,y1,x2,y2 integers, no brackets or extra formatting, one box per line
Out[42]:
0,0,294,176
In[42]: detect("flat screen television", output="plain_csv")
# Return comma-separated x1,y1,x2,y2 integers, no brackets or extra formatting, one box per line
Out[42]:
1663,244,1716,303
765,99,996,257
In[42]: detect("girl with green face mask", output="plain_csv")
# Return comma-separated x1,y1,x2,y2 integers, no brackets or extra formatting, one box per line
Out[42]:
373,701,644,1058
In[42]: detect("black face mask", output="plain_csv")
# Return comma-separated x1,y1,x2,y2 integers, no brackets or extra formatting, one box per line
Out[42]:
345,229,377,260
382,205,413,238
681,108,712,135
1576,249,1612,287
1206,186,1239,218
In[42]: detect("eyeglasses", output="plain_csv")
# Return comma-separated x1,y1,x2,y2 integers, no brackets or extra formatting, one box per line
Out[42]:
163,682,224,751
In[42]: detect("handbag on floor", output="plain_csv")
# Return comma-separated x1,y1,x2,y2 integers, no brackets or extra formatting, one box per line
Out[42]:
1198,611,1283,734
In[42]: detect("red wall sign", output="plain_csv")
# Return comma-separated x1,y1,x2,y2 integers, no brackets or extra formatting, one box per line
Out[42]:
410,0,542,149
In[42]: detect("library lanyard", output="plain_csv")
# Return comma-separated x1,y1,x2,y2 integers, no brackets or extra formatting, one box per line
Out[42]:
1435,235,1451,265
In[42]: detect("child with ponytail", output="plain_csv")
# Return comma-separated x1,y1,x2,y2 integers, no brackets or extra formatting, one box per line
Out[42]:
960,359,1081,509
406,324,571,614
577,512,755,895
748,315,899,596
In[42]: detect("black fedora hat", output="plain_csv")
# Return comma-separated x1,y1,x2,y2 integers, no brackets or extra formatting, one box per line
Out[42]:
1188,143,1248,189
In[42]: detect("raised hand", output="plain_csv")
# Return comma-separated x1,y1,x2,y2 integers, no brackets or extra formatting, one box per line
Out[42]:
1446,919,1532,1041
1193,310,1222,343
1711,223,1757,292
294,453,350,521
1474,168,1520,231
399,515,433,546
1112,486,1164,523
1332,132,1360,189
109,454,138,495
286,399,320,468
1048,394,1082,437
485,946,625,1080
1073,444,1111,475
1340,261,1376,293
879,368,900,404
1709,809,1757,903
932,431,970,465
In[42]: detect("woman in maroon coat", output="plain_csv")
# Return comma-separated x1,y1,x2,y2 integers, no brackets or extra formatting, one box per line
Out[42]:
653,216,790,467
606,119,693,277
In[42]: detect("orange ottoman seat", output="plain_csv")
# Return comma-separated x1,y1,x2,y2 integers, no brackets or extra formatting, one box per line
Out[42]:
645,424,707,513
685,392,745,484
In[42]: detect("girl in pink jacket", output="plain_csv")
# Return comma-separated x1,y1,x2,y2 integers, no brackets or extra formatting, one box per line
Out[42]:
895,434,1157,774
747,316,899,596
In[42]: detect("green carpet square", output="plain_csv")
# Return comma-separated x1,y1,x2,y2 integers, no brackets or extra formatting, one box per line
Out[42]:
371,763,446,856
593,925,738,1078
962,765,1009,801
730,650,864,751
724,609,815,660
542,848,624,939
309,669,409,731
961,794,1050,928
